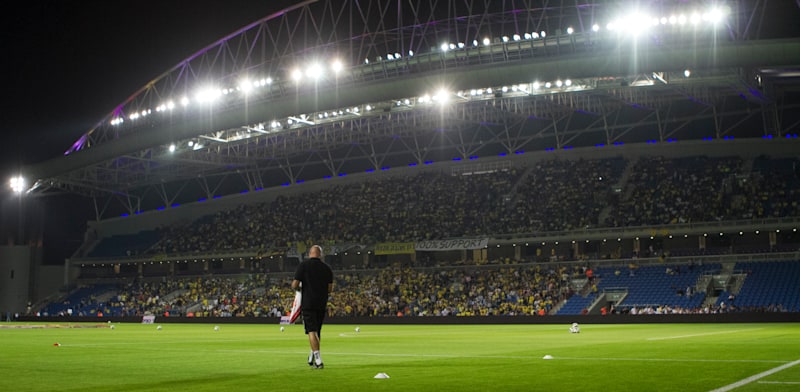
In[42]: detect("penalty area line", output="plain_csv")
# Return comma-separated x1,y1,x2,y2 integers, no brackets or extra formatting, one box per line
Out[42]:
708,359,800,392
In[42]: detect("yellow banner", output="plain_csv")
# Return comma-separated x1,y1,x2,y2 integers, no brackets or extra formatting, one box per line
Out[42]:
374,242,416,255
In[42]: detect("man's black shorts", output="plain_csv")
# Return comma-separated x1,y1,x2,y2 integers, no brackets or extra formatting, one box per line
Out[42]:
302,309,326,335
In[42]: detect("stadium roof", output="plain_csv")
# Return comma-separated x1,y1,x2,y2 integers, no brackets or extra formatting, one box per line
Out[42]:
15,0,800,219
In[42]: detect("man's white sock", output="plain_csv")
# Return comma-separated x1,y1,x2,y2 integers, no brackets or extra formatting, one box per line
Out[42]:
313,350,322,365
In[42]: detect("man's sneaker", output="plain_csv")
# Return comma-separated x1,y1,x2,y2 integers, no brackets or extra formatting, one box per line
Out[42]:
313,363,324,369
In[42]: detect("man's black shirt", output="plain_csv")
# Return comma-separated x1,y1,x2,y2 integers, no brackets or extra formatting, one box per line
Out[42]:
293,257,333,310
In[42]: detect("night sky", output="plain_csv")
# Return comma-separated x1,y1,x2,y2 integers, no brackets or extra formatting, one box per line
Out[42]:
0,0,293,263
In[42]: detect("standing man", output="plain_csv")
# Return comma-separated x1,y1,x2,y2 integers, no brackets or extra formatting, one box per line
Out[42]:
292,244,333,369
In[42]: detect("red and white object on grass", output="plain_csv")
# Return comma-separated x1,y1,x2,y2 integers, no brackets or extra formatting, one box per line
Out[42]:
288,290,302,323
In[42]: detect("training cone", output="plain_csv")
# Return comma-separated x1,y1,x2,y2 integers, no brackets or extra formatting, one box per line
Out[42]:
374,372,390,379
542,355,554,360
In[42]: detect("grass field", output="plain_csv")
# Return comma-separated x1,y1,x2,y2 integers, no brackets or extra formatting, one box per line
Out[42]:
0,322,798,391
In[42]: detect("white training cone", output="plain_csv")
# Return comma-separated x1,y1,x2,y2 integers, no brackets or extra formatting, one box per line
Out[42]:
542,355,554,360
374,372,390,379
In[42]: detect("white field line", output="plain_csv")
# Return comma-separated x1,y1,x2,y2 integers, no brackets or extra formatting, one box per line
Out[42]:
646,328,762,341
757,381,800,385
218,349,789,364
708,359,800,392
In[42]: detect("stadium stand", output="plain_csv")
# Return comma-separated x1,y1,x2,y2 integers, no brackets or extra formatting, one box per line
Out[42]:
39,154,800,318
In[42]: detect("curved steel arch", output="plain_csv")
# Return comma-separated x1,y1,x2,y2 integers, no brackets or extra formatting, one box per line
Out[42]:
18,0,800,220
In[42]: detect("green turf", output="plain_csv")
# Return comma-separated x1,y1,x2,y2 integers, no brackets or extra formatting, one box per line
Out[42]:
0,322,798,391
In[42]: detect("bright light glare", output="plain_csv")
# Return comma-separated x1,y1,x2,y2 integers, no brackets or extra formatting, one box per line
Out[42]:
482,37,491,46
306,63,323,80
704,7,726,24
239,79,253,94
684,69,691,78
291,69,303,82
9,176,25,193
440,43,449,52
592,24,600,32
195,87,221,103
433,89,450,104
566,27,574,35
331,60,343,73
168,144,176,153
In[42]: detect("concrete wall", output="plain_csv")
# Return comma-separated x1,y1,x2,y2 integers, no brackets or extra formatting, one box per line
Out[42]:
0,245,37,315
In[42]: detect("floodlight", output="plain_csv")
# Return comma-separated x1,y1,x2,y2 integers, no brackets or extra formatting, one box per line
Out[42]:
565,79,572,87
166,101,175,110
677,14,687,25
705,7,726,24
524,33,532,39
291,68,303,82
331,60,344,73
556,80,563,87
305,63,323,80
473,40,479,47
457,42,465,48
483,37,491,46
592,24,600,32
434,89,450,104
690,13,701,25
386,53,394,60
440,43,449,52
195,87,221,103
684,69,691,77
669,15,677,24
502,36,509,42
545,82,552,88
168,144,176,153
566,27,574,35
540,31,546,38
180,96,190,106
408,50,414,56
449,43,456,50
513,34,521,41
9,176,25,194
239,79,254,94
532,81,540,90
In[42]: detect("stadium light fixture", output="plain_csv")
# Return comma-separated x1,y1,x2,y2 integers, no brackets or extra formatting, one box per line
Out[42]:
291,69,303,83
239,79,254,94
684,69,691,77
592,24,600,32
168,144,176,153
180,96,190,106
482,37,491,46
566,27,574,35
195,87,221,104
440,43,449,52
9,176,25,194
331,60,343,74
305,63,323,81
